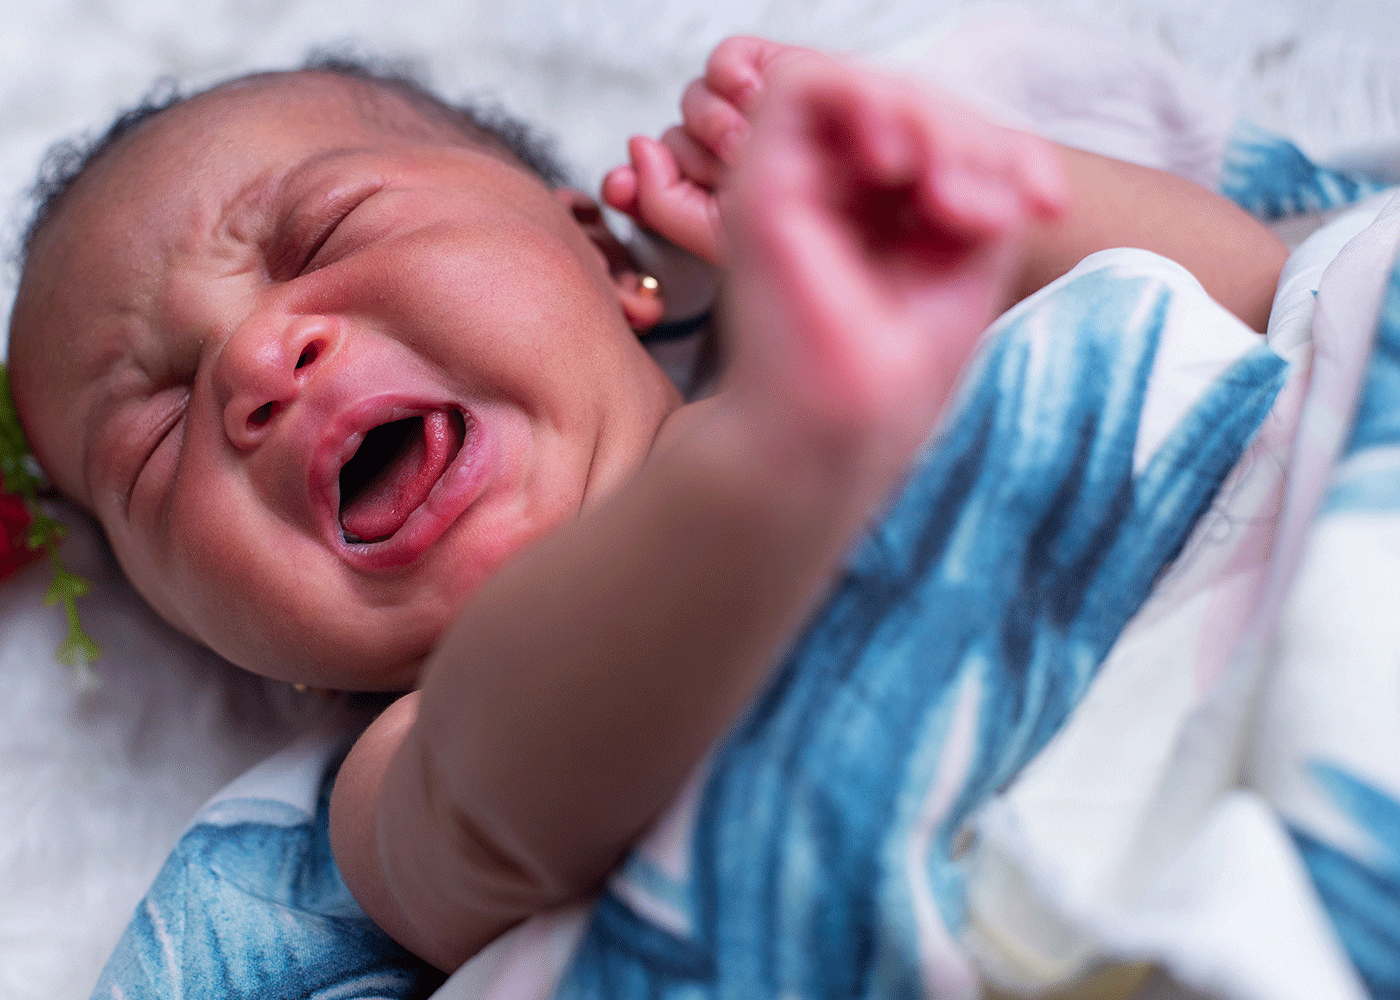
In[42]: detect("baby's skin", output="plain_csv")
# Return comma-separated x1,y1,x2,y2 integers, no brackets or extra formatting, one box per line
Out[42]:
8,71,680,692
6,35,1285,975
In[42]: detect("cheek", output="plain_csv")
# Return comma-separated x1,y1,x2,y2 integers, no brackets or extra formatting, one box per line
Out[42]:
164,493,317,670
353,227,625,383
160,488,438,689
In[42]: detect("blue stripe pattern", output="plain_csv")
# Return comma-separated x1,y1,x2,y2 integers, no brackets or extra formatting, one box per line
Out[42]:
1291,259,1400,998
1221,120,1388,221
1327,264,1400,515
1344,264,1400,458
560,260,1286,999
1294,765,1400,1000
90,764,436,1000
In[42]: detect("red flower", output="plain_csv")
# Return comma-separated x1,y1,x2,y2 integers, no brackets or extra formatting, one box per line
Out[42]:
0,492,41,583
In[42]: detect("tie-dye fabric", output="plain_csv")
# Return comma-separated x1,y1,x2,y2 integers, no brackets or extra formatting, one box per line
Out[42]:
89,735,438,1000
1266,246,1400,1000
948,191,1400,1000
1220,119,1391,222
553,249,1285,1000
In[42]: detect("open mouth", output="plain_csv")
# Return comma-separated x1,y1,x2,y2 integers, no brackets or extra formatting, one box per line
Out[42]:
338,409,468,544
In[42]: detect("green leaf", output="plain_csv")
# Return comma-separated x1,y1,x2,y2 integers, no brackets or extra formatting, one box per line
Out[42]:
0,364,33,467
57,627,102,671
1,365,101,675
26,511,67,552
44,564,91,604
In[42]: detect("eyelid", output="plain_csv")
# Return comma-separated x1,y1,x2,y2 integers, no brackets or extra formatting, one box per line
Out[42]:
272,179,384,279
124,387,190,518
297,200,355,274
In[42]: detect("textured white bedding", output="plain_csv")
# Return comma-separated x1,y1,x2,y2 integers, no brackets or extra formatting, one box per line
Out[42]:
3,1,1400,998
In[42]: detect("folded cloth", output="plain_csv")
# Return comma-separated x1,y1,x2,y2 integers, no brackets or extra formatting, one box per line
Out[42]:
958,192,1400,1000
1277,232,1400,1000
89,730,441,1000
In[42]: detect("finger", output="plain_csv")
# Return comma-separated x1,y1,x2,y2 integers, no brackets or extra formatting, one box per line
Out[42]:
662,125,726,190
601,164,639,215
927,165,1023,241
921,90,1072,223
630,134,682,195
811,79,1034,245
821,73,923,186
915,115,1059,239
705,36,809,114
631,135,723,264
772,66,1028,272
703,37,769,113
680,77,750,164
937,133,1067,233
772,63,925,202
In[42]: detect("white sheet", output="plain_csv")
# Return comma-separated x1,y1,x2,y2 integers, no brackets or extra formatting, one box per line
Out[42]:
5,2,1400,998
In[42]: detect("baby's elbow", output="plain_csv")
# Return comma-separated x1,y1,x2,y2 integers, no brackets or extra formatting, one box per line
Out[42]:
375,749,613,971
442,800,610,913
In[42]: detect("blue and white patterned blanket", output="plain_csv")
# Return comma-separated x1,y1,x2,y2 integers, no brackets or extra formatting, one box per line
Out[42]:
557,247,1287,999
90,63,1400,1000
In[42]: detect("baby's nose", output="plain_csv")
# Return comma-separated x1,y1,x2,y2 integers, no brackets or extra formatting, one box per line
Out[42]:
216,315,334,449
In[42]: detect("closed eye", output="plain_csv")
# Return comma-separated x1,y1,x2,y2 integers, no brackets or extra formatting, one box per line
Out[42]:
125,388,189,517
297,207,351,275
279,182,384,279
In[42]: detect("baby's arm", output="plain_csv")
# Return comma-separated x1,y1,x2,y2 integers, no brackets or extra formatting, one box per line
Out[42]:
605,37,1285,332
331,56,1064,972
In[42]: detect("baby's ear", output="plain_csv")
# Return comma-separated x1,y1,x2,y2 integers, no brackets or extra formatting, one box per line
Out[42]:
555,188,665,332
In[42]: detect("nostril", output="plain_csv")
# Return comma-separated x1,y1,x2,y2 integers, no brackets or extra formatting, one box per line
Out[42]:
295,342,321,370
248,402,276,430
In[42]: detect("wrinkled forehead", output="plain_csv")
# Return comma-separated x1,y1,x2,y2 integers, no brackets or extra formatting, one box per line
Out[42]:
13,69,467,314
55,70,464,238
22,69,474,286
14,71,497,332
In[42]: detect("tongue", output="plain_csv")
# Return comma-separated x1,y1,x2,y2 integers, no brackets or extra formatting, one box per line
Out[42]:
341,412,460,543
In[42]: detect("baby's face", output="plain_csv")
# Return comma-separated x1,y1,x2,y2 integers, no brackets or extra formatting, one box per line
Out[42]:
9,73,679,689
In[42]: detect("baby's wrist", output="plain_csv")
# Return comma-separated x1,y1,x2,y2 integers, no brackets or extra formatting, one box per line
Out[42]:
703,385,915,529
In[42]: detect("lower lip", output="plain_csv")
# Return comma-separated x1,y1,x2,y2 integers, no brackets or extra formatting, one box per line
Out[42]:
333,410,491,572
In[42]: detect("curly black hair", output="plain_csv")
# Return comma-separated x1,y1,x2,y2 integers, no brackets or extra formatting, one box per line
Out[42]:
17,50,571,267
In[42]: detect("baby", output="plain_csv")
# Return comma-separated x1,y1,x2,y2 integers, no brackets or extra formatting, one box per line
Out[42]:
6,35,1285,980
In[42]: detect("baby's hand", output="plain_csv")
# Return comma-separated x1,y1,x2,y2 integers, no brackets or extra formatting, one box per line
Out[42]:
602,37,823,265
721,57,1068,481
